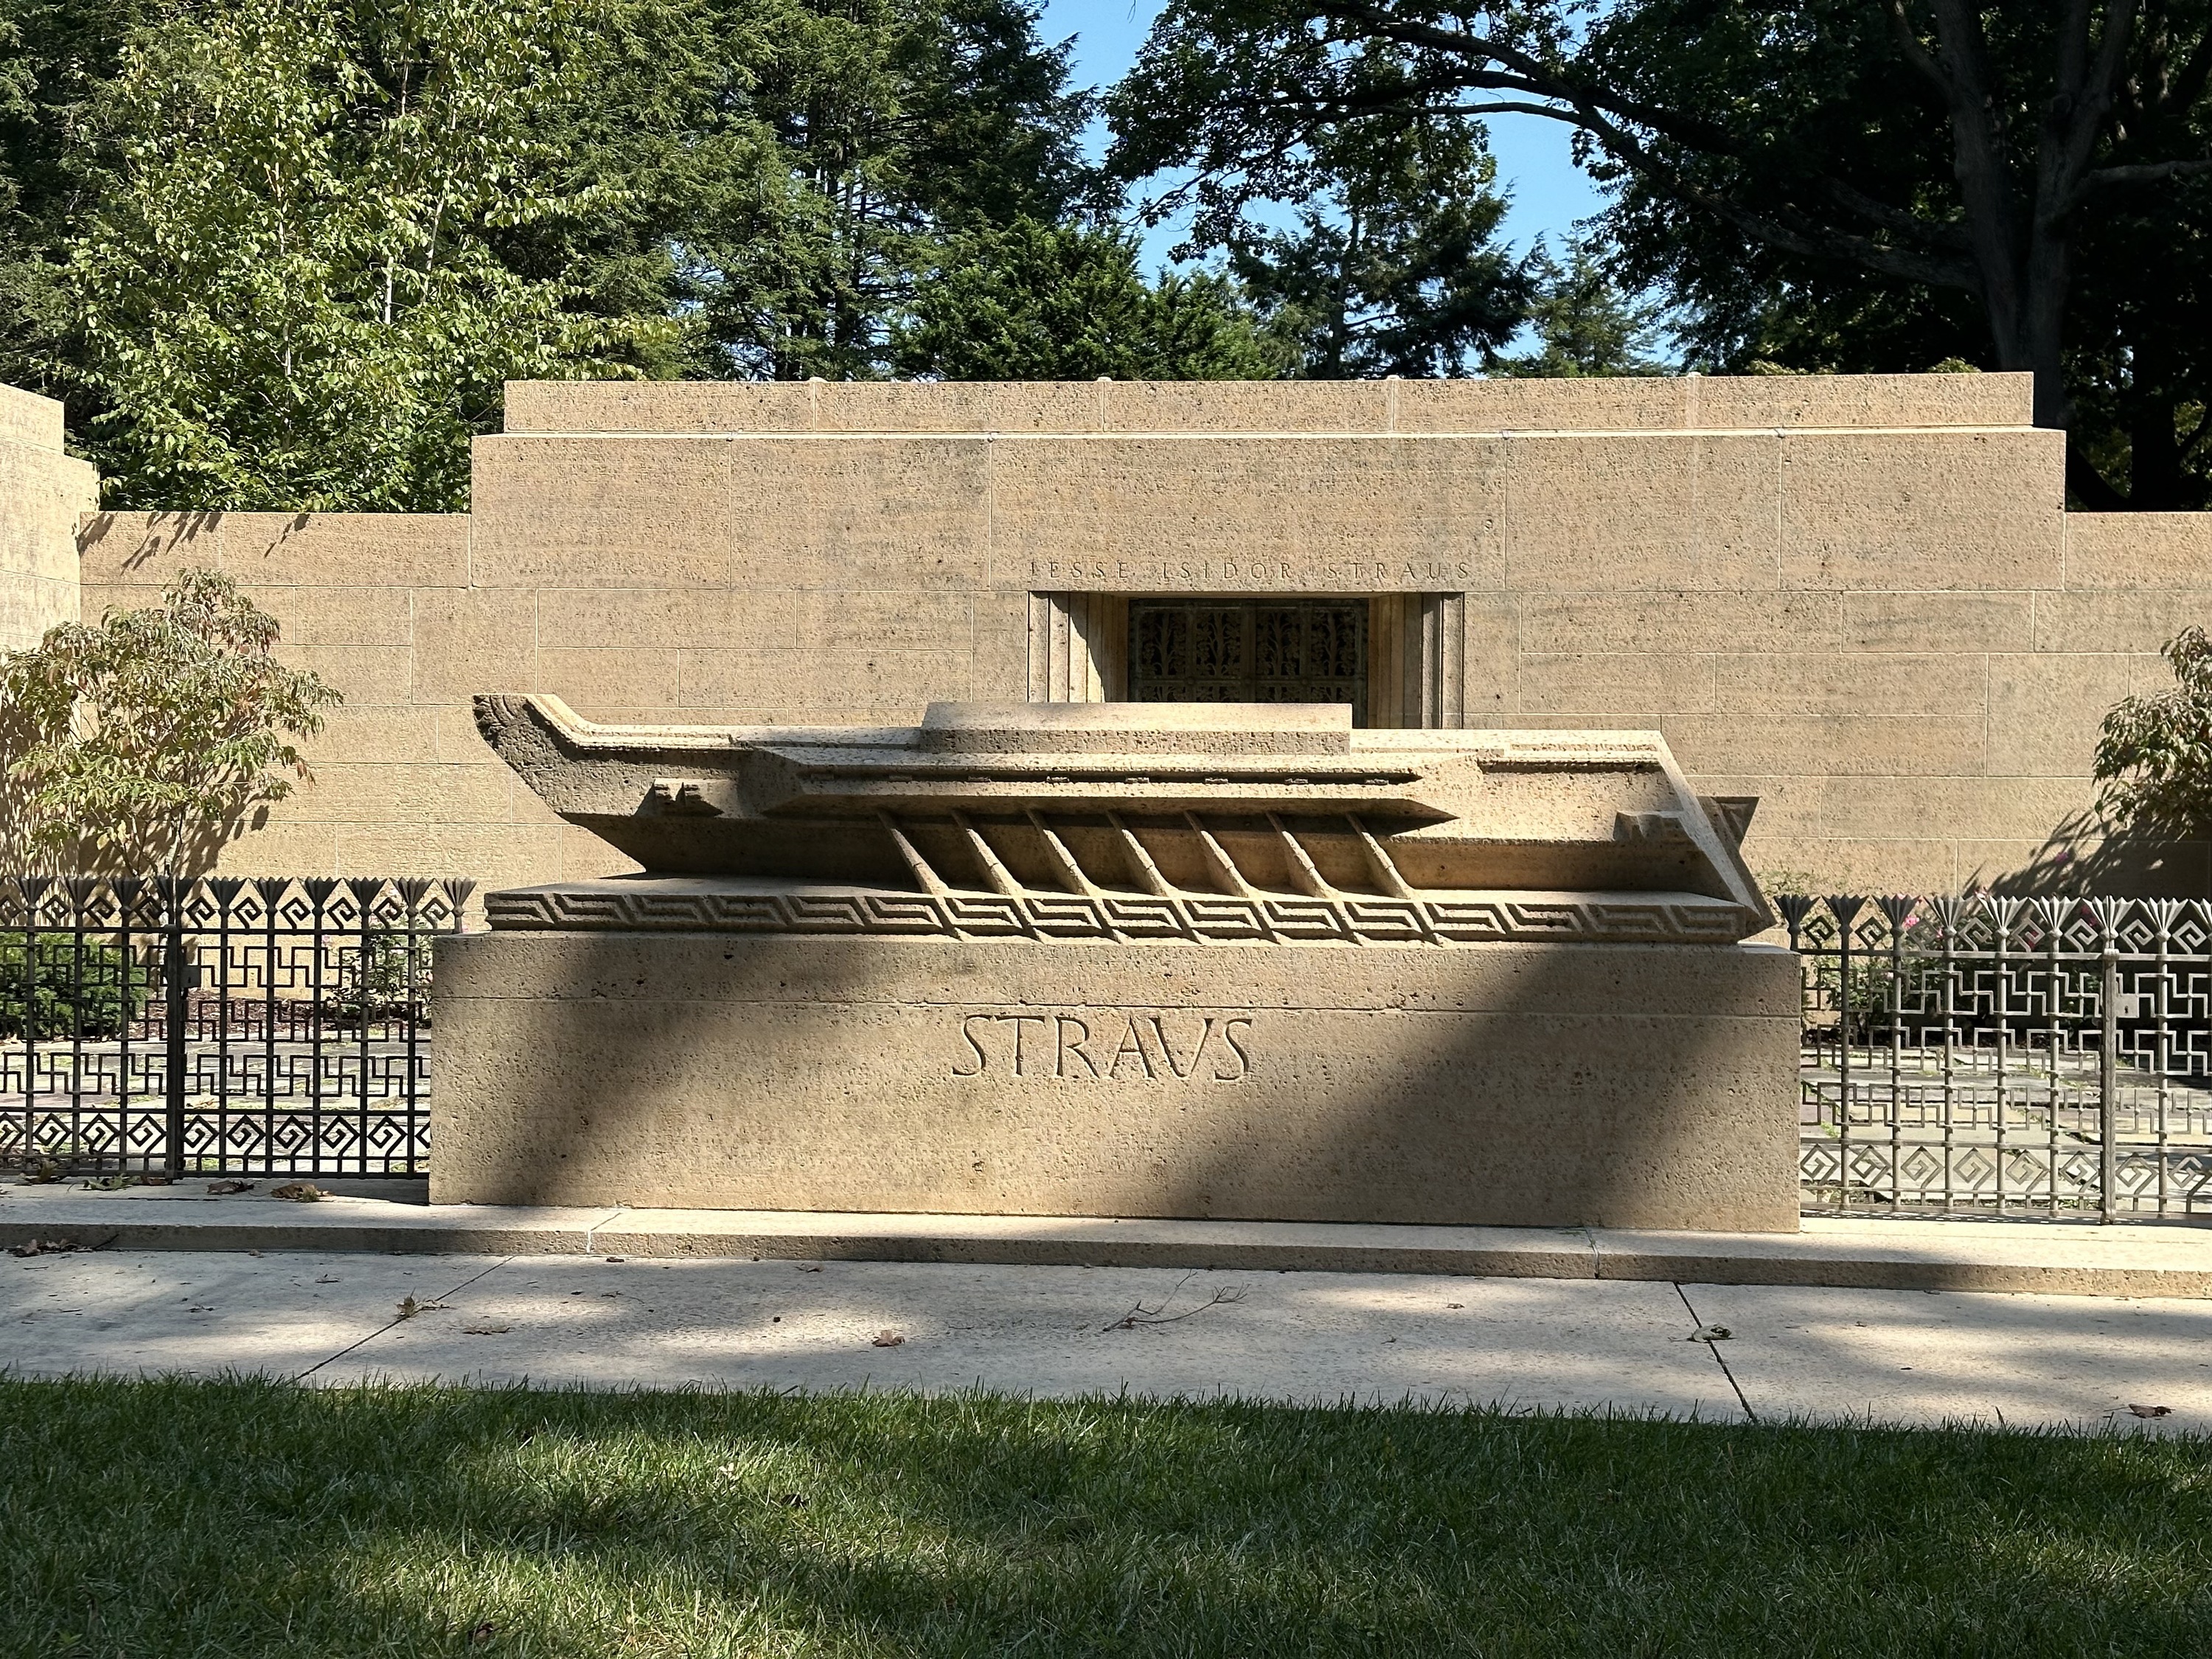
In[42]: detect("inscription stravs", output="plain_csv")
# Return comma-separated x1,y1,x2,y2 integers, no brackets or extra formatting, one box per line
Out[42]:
952,1012,1252,1081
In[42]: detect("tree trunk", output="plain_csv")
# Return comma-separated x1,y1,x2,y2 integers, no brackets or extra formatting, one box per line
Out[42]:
2129,386,2183,509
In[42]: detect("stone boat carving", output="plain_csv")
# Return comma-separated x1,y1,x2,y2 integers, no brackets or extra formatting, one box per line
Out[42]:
476,694,1770,945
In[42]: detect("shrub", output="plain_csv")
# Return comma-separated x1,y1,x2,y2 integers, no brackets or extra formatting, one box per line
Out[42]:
0,932,145,1040
2094,626,2212,831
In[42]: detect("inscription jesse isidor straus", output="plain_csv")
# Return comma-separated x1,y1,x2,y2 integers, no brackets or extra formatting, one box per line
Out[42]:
953,1010,1253,1081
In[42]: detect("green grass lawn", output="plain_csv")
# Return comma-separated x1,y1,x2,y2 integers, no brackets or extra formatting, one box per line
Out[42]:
3,1379,2209,1657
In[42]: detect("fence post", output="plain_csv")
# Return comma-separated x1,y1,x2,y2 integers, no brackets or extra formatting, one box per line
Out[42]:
162,878,188,1180
2100,940,2118,1225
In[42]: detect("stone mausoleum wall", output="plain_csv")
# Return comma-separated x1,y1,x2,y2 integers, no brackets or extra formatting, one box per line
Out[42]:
26,372,2212,895
0,383,97,652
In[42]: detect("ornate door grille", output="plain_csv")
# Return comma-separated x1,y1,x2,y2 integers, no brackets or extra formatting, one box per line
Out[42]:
1127,599,1368,723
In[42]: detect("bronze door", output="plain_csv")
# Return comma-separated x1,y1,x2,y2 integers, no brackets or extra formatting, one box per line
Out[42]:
1127,598,1367,724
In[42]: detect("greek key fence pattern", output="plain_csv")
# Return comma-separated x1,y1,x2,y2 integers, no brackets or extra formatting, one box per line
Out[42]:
15,872,2212,1213
1783,894,2212,1219
1,876,471,1180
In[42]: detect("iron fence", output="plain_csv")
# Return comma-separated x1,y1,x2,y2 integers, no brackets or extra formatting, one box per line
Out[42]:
1782,894,2212,1220
13,873,2211,1216
2,875,471,1180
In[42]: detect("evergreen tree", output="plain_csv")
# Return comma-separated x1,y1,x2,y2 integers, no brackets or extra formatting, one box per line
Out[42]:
680,0,1100,380
1492,238,1670,378
895,217,1278,379
1223,116,1526,378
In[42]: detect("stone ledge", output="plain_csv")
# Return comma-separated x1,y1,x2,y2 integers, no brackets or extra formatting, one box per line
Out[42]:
5,1188,2211,1298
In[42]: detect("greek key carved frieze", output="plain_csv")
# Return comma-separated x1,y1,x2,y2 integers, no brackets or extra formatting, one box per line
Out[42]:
484,884,1750,945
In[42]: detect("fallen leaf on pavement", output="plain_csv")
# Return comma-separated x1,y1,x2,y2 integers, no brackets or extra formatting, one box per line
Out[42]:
206,1180,255,1195
9,1237,80,1257
2128,1403,2175,1418
21,1161,63,1184
796,1264,824,1272
79,1175,133,1191
395,1296,450,1320
1690,1325,1733,1342
271,1182,322,1203
872,1330,904,1347
462,1324,511,1335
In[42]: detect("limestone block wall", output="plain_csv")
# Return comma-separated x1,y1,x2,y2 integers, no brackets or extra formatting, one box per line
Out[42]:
0,384,97,651
74,510,608,891
67,372,2212,896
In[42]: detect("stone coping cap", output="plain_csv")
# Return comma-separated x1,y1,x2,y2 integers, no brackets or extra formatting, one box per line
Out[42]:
499,373,2037,437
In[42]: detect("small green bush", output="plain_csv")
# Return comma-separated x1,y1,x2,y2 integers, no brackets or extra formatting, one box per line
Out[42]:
0,932,145,1040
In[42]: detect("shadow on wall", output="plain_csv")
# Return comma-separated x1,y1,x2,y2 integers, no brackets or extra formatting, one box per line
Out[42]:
75,509,313,571
1972,811,2212,900
434,928,1799,1233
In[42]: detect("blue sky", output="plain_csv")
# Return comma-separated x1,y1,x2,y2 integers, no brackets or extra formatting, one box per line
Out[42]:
1040,0,1607,264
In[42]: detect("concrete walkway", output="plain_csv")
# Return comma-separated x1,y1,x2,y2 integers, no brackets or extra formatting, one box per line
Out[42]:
7,1246,2212,1432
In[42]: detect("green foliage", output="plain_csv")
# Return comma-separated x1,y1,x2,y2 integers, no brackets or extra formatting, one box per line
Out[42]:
1224,115,1526,378
2094,626,2212,832
0,568,341,874
4,0,1259,502
0,0,153,411
678,0,1138,380
895,218,1279,379
0,930,141,1038
1104,0,2212,505
333,929,431,1023
1492,237,1670,378
1587,0,2212,507
62,0,673,511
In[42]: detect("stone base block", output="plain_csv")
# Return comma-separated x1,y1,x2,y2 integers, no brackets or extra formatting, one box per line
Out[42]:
429,933,1803,1231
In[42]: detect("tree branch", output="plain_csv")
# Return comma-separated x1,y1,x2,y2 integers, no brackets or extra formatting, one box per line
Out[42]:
2050,0,2143,205
1817,175,1973,248
1285,9,1980,276
2080,153,2212,187
2163,24,2212,114
1877,0,1953,98
1308,0,1750,158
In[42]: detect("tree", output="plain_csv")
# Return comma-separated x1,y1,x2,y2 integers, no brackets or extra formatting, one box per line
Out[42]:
1224,114,1528,377
0,0,153,414
60,0,672,511
2094,625,2212,832
0,569,341,874
679,0,1103,380
894,218,1279,378
1491,236,1670,378
1105,0,2212,504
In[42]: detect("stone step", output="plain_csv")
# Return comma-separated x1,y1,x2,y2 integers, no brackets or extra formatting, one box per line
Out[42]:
5,1184,2211,1299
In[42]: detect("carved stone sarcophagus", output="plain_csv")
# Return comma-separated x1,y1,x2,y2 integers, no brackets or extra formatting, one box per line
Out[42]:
436,698,1801,1232
470,695,1772,947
